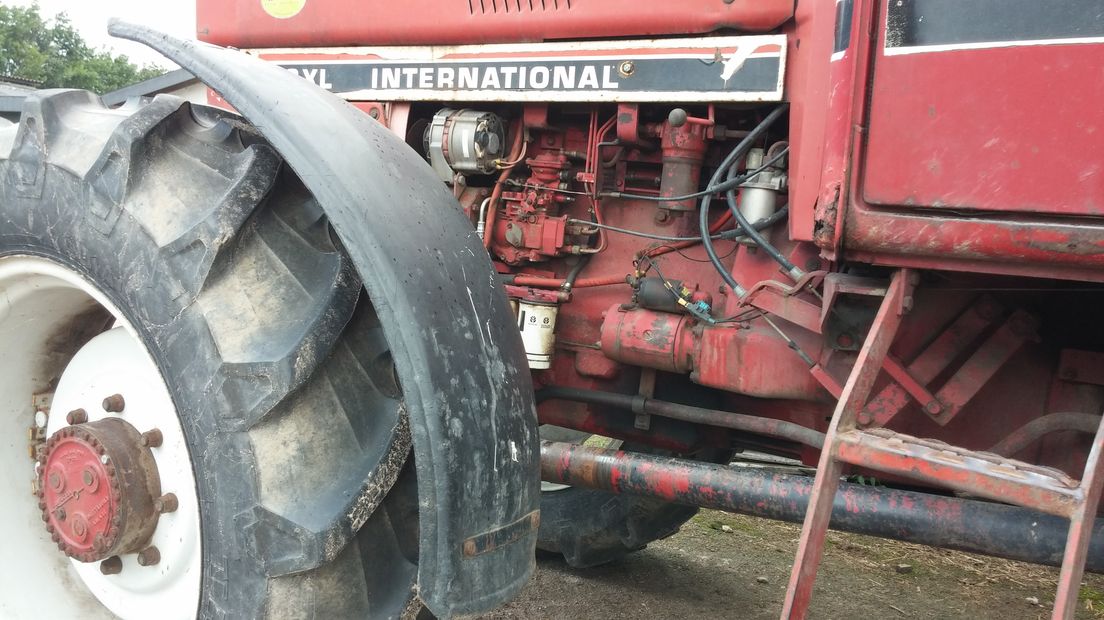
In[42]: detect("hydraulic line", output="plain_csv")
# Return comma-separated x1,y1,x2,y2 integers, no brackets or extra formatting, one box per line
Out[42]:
698,103,789,298
537,386,826,449
725,146,801,279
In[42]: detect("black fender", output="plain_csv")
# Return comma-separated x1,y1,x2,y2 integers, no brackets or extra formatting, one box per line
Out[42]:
108,21,539,617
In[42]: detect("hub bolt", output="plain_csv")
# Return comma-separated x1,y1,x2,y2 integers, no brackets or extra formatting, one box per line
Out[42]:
154,493,179,514
137,546,161,567
66,409,88,425
100,556,123,575
71,518,88,541
140,429,163,448
102,394,126,413
48,471,64,492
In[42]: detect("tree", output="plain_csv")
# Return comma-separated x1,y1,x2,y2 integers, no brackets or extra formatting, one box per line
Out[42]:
0,3,162,93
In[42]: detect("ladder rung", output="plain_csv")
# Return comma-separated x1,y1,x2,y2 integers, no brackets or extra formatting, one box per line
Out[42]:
835,428,1083,517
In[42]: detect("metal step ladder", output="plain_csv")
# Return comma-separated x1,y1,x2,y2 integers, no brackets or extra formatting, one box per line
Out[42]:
781,269,1104,620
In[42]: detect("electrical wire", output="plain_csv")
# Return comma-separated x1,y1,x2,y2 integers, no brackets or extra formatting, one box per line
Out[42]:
567,206,788,243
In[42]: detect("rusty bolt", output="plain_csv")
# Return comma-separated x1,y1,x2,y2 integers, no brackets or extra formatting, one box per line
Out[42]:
835,333,855,349
48,471,63,492
857,411,873,426
654,210,670,224
618,60,635,77
137,546,161,567
93,534,108,553
368,108,380,119
54,507,66,521
66,408,88,425
102,394,125,413
141,429,164,448
71,519,87,541
100,556,123,575
154,493,179,514
924,401,943,415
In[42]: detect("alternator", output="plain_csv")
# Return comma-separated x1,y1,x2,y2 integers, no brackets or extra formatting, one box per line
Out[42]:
424,108,507,183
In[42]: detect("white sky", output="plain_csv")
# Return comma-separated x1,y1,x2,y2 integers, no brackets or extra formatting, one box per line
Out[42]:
8,0,195,69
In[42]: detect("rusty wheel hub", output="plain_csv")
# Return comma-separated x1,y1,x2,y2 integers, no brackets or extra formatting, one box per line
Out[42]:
38,417,163,563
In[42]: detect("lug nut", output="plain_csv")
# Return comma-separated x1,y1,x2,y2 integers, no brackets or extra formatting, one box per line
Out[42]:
48,471,63,492
100,556,123,575
82,468,99,491
102,394,125,413
137,546,161,567
54,507,66,521
66,409,88,425
154,493,179,514
140,429,163,448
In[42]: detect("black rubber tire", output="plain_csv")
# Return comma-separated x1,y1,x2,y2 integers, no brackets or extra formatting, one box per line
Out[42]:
538,484,699,568
0,91,420,618
537,433,712,568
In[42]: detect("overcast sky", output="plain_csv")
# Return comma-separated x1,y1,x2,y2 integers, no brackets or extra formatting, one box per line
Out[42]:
9,0,195,69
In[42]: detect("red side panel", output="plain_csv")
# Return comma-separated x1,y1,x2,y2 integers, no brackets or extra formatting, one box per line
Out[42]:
861,1,1104,217
863,44,1104,216
197,0,794,47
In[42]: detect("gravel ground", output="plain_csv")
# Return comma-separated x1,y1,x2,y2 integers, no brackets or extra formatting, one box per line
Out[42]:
479,510,1104,619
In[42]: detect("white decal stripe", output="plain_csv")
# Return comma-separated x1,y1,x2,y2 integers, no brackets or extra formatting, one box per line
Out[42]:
884,35,1104,55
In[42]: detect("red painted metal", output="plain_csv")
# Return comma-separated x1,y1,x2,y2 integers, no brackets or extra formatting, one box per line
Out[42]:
37,418,163,563
39,430,116,559
1054,420,1104,619
836,428,1081,517
599,305,695,374
197,1,1104,613
863,43,1104,219
929,310,1037,426
861,295,1000,427
782,268,909,618
196,0,794,48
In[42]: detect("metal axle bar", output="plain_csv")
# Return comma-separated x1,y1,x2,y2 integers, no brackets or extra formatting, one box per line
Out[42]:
539,440,1104,573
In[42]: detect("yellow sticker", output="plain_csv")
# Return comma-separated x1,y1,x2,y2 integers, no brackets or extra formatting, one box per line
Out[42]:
261,0,306,19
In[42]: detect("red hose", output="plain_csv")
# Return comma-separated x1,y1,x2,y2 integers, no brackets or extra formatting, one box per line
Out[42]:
512,274,628,289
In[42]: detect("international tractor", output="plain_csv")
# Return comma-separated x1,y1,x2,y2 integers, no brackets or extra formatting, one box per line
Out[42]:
2,0,1102,618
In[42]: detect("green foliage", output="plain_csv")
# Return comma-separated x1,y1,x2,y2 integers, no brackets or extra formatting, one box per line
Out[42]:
0,3,162,93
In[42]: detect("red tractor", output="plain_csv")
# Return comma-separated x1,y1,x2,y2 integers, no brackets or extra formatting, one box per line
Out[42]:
2,0,1103,618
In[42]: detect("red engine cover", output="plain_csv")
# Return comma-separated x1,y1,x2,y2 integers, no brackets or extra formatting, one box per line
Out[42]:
197,0,794,48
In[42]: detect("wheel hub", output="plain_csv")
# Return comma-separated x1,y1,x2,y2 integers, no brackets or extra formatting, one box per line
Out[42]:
38,417,163,563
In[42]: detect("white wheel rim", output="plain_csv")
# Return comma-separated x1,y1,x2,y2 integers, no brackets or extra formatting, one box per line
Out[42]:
0,256,201,620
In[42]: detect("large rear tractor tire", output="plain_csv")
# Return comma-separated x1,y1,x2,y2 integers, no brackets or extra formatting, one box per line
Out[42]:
0,91,420,619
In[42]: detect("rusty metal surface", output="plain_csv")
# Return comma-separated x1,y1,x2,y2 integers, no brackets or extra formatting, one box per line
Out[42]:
836,428,1081,517
782,268,910,618
1054,417,1104,619
38,418,162,562
538,440,1104,573
861,296,1000,427
929,310,1037,425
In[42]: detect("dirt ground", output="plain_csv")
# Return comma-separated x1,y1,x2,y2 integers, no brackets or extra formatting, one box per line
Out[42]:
481,510,1104,620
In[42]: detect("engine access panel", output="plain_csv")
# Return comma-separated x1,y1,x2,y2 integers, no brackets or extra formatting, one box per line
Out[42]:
196,0,794,48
